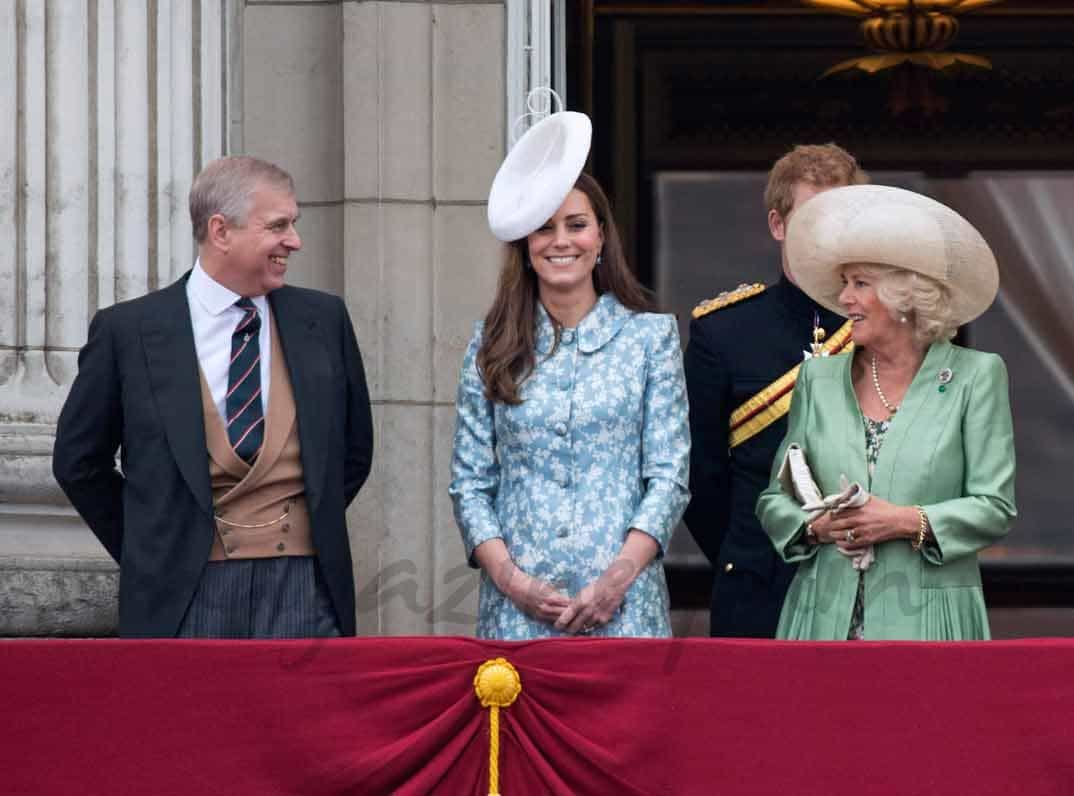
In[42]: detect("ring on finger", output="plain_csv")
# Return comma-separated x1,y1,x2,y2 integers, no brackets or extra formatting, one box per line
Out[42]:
846,529,856,542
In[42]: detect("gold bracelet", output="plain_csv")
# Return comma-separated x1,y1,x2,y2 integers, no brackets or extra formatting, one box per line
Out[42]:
911,506,929,551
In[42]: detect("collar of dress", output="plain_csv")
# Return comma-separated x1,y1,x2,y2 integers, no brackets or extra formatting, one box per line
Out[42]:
534,292,633,355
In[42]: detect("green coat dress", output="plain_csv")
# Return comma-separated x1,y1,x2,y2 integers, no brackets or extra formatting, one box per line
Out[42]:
756,342,1017,640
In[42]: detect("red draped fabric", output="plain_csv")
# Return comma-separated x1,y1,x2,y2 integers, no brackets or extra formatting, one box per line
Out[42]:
3,638,1072,795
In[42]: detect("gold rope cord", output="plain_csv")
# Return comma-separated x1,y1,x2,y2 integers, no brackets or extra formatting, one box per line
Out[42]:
474,658,522,796
728,320,855,449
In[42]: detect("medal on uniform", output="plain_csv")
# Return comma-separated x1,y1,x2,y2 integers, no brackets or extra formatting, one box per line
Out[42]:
804,312,829,360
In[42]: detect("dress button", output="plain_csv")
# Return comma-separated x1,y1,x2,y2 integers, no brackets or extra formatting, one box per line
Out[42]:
554,422,568,436
562,330,575,344
557,527,569,538
558,475,570,488
277,542,286,553
724,562,734,573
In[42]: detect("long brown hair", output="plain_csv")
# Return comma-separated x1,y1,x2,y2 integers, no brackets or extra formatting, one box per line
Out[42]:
476,172,653,405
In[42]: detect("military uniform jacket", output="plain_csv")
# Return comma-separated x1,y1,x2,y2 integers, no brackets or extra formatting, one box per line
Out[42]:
683,276,844,637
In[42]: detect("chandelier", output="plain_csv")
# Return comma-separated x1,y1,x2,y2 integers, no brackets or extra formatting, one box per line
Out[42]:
806,0,1003,75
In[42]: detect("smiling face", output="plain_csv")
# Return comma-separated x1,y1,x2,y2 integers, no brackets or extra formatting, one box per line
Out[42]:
526,189,605,301
838,264,905,349
212,181,301,297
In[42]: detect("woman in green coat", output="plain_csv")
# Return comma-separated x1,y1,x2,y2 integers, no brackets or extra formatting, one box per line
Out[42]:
757,185,1016,640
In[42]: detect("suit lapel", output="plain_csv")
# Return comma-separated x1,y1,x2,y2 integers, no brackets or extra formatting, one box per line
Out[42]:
198,368,250,482
141,277,212,513
270,287,329,513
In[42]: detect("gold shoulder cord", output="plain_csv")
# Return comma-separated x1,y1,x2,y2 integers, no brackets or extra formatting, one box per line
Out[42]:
728,319,855,448
691,282,766,319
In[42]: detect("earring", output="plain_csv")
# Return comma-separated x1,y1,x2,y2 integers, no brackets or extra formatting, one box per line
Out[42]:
900,314,908,324
596,253,603,265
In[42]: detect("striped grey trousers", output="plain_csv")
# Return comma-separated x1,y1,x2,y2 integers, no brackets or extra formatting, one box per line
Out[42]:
177,556,341,639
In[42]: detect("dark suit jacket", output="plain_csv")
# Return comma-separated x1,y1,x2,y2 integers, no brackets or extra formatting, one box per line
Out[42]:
682,277,842,638
52,274,374,637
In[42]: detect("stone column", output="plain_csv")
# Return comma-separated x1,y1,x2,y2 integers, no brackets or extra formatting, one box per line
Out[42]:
240,0,508,637
0,0,235,635
340,1,505,635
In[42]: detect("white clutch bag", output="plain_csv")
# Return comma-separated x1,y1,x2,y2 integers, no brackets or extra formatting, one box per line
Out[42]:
776,444,875,571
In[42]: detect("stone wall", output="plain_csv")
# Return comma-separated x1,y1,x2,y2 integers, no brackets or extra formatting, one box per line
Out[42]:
0,0,507,636
1,0,235,634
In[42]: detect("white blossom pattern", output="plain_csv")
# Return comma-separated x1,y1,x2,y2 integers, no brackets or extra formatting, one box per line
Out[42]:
449,293,691,639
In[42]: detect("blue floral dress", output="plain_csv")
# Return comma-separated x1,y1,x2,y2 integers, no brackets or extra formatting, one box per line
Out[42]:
449,293,691,639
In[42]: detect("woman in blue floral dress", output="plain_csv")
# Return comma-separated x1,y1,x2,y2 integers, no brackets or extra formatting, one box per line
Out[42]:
449,172,690,639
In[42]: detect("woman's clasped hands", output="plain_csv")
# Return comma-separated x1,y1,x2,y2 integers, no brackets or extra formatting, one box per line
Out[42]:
502,559,635,636
806,495,920,550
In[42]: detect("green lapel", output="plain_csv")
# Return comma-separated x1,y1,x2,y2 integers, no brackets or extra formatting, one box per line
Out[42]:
868,341,956,499
837,353,869,490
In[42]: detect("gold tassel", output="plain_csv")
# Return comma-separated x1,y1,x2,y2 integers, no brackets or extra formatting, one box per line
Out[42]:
474,658,522,796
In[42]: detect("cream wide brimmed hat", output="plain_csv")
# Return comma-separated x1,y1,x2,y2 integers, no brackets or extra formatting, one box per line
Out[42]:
487,110,592,243
785,184,999,325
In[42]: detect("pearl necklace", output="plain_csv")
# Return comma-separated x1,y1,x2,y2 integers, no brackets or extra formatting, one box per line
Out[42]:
871,354,899,415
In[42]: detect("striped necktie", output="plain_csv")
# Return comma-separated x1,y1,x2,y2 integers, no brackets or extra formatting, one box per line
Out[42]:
226,297,264,463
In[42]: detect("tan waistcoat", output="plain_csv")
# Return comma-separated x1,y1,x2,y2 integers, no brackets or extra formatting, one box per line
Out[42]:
200,314,315,561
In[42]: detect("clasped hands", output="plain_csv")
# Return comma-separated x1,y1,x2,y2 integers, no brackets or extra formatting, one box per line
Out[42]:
806,488,918,551
507,561,634,636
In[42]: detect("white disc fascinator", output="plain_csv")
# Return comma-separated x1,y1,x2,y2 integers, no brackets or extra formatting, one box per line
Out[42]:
785,184,999,326
487,89,592,243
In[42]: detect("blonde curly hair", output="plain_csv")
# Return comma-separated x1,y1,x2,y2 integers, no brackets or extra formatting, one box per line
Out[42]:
852,264,958,346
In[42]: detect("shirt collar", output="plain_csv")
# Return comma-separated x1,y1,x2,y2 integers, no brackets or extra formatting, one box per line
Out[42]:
534,293,633,355
189,259,269,317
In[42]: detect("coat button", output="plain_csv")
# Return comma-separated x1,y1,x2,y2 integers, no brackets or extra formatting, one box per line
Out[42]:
554,422,568,436
557,474,570,488
724,562,734,573
562,330,575,344
557,527,569,538
277,542,286,553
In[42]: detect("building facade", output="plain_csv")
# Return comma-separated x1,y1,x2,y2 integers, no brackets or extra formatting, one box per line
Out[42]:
1,0,563,636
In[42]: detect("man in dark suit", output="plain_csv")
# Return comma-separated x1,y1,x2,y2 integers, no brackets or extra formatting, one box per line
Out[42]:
683,144,866,637
53,156,374,638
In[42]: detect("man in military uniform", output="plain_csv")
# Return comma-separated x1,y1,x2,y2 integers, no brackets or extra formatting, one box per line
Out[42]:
683,143,867,637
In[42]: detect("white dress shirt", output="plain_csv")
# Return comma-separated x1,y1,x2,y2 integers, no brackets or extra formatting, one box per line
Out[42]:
186,260,273,422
